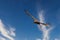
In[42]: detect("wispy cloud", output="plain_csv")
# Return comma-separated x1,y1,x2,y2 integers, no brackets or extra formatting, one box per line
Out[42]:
55,38,60,40
0,19,15,40
38,10,53,40
9,27,16,37
36,38,41,40
0,37,6,40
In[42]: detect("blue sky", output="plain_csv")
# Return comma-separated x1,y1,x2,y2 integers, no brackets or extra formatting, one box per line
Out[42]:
0,0,60,40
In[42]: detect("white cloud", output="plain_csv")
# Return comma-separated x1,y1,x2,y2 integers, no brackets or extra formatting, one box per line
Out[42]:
0,37,6,40
38,10,53,40
0,19,15,40
55,38,60,40
9,27,16,37
36,38,41,40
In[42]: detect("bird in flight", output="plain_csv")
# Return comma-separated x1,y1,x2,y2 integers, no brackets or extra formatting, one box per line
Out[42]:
24,10,49,26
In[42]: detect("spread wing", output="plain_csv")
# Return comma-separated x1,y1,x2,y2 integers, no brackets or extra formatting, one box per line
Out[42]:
24,10,36,20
